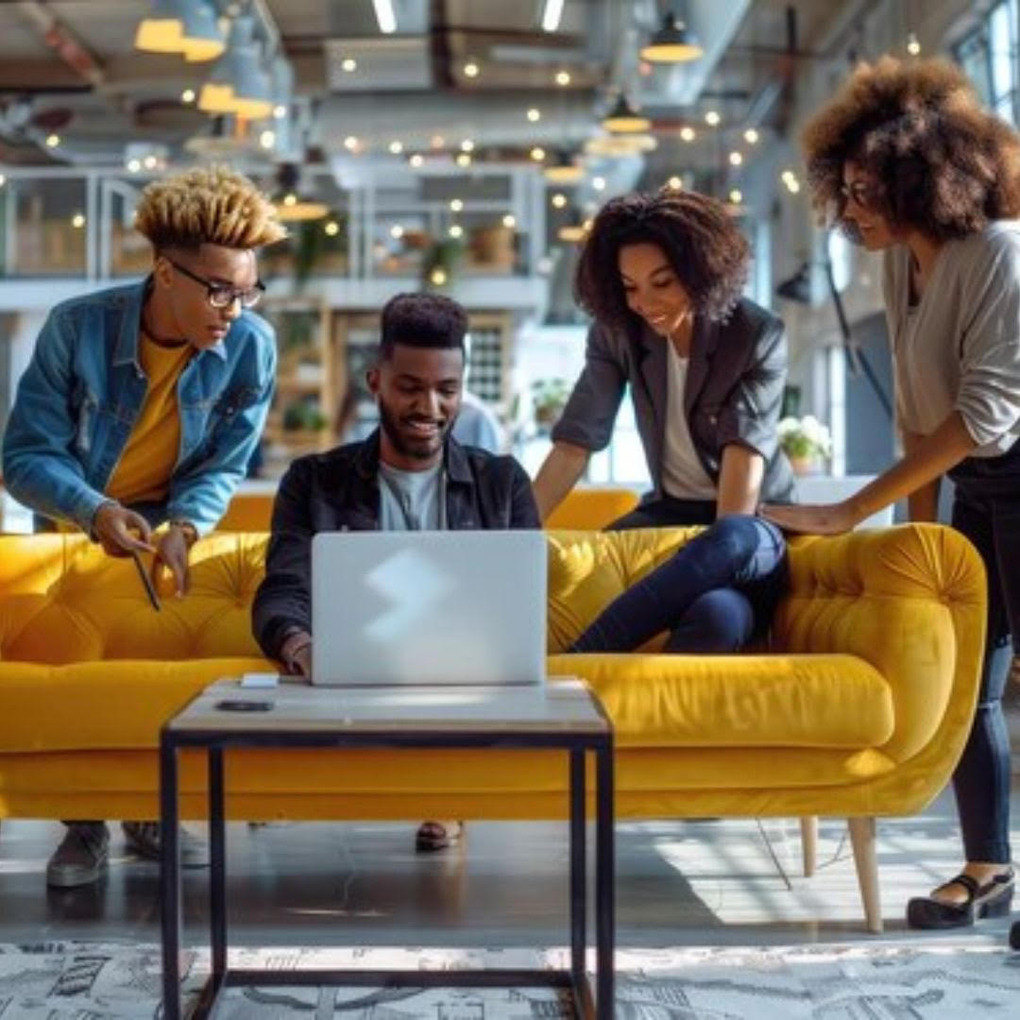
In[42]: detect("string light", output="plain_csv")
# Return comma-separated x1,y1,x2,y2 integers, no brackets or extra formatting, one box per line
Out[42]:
388,140,404,155
450,199,463,212
729,151,743,166
744,128,759,144
705,111,720,126
341,57,357,72
464,60,480,78
527,108,541,123
680,126,696,142
667,176,683,190
555,70,571,86
502,214,516,228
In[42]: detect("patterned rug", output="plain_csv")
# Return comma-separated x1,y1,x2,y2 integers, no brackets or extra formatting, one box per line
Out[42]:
1,939,1019,1018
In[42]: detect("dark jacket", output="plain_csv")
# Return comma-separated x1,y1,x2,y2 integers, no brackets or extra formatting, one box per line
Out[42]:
252,431,540,660
551,298,796,504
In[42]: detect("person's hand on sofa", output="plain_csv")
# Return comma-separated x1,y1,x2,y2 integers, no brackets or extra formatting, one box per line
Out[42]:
279,630,312,677
92,502,156,557
760,499,858,535
151,523,197,598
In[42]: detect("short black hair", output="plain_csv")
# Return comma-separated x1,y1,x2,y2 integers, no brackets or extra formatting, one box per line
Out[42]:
379,292,468,359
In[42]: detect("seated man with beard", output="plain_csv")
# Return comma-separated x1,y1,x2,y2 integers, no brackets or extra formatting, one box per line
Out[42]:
252,292,539,852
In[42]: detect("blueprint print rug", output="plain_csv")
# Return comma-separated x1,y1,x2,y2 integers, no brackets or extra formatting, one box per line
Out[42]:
1,939,1020,1018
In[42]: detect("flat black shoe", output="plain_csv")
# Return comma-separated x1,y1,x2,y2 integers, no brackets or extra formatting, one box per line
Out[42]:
1010,919,1020,950
907,870,1014,930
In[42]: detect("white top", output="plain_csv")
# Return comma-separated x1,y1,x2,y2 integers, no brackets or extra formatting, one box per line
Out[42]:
661,341,717,499
883,221,1020,456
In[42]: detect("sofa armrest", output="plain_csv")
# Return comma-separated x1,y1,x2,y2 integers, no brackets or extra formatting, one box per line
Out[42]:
773,524,987,764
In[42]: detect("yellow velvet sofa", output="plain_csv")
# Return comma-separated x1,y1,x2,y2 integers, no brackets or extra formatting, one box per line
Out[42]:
0,524,985,932
216,485,641,533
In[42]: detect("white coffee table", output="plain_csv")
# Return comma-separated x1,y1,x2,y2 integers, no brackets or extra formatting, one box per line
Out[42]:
160,677,615,1019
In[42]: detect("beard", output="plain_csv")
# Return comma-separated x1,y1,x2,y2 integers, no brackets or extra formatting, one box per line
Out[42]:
378,398,453,462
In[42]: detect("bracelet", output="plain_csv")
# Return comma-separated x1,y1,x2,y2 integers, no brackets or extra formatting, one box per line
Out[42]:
167,519,199,545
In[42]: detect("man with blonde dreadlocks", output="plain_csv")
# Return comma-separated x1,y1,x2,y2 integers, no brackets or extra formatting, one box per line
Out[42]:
3,165,286,887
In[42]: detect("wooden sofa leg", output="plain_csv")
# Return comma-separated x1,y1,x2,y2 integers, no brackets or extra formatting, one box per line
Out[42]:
800,817,818,877
847,816,883,933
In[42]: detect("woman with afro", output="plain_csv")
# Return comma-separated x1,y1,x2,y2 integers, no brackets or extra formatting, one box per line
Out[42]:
764,56,1020,930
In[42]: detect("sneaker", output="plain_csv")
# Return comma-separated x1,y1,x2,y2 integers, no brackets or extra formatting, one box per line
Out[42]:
46,822,110,888
121,821,210,868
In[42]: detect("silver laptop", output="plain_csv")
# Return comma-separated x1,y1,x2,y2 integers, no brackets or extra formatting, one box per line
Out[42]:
310,531,547,687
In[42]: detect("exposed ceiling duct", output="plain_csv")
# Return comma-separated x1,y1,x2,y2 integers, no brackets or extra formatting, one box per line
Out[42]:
318,89,600,152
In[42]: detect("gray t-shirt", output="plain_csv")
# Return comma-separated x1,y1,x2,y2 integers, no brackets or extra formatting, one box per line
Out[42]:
883,221,1020,455
377,461,445,531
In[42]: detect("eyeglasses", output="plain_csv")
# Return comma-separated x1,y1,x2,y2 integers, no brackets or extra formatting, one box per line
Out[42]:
164,257,265,309
839,181,877,209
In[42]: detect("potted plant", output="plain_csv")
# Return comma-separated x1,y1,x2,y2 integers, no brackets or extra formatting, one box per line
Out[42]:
531,378,571,432
778,414,832,475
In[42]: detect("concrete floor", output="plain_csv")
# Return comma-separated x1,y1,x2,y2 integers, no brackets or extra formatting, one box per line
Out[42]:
1,785,1017,953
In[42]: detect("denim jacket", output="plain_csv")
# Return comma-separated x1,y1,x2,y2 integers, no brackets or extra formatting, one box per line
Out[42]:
2,280,276,534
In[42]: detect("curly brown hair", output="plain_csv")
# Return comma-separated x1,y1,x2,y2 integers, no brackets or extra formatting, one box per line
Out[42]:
802,55,1020,241
574,188,750,326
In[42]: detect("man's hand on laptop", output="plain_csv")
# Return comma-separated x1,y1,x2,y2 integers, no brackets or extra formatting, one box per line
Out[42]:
280,630,312,677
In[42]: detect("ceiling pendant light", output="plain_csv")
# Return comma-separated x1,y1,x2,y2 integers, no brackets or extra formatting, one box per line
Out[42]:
272,164,329,222
199,14,273,120
135,0,224,62
543,151,584,184
640,9,704,64
181,0,226,63
602,94,651,134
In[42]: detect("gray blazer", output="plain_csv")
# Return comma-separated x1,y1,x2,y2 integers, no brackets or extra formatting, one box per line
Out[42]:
551,297,796,504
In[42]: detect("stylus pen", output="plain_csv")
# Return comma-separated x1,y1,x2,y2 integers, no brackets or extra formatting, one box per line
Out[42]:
131,548,162,612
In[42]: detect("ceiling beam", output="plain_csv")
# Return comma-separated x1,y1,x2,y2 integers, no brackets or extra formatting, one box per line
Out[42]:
15,0,105,89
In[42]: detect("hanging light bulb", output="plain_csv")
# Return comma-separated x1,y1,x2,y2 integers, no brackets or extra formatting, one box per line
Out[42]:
640,10,704,63
906,32,921,56
602,94,651,133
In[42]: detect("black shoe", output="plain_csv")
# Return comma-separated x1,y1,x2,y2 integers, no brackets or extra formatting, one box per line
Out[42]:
1010,919,1020,950
907,870,1014,930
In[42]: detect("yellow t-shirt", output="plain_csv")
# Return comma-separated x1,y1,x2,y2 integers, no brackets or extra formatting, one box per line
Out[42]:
106,334,192,506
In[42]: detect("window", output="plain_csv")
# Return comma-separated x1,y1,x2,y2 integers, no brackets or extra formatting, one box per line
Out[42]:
955,0,1019,123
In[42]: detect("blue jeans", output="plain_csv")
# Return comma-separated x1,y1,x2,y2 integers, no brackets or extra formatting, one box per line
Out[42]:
947,444,1020,865
570,511,788,654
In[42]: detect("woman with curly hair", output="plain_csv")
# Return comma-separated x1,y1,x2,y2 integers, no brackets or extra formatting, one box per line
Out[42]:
533,187,793,655
763,56,1020,929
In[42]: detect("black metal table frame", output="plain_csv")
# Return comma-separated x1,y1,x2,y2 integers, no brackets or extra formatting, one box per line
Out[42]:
160,723,615,1019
